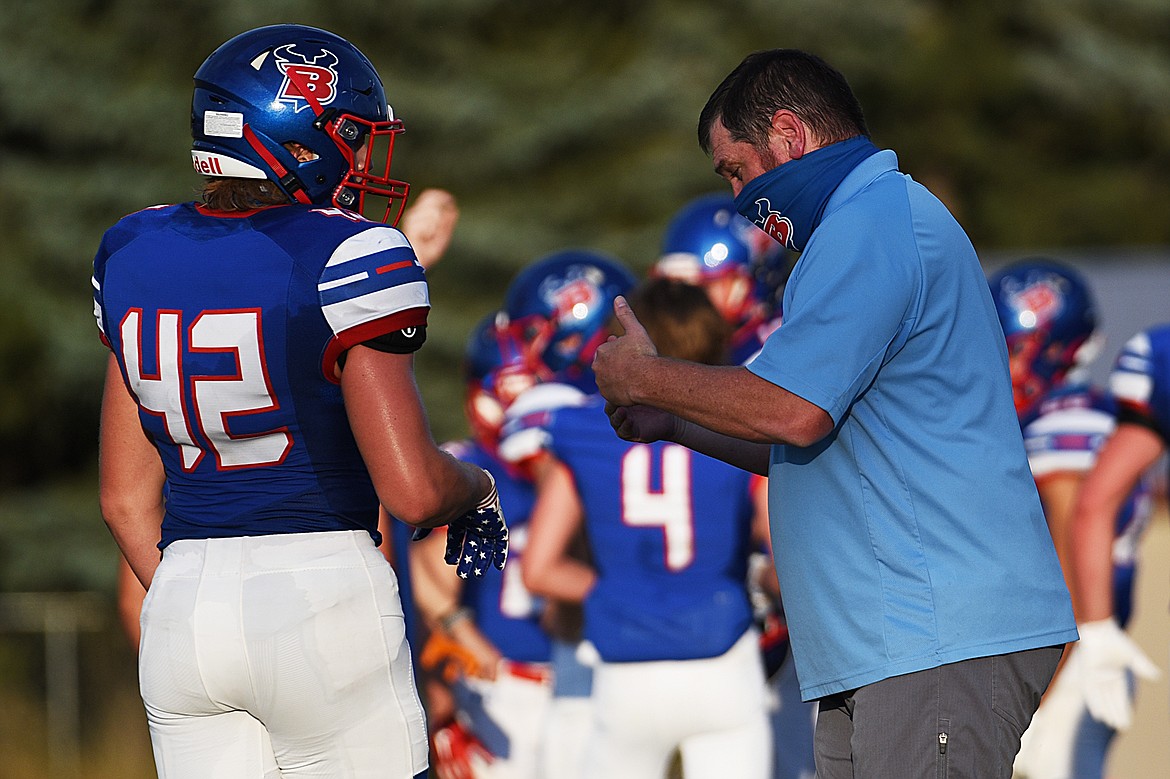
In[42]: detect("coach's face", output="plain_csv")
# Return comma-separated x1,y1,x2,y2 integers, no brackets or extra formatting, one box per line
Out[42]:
710,110,819,197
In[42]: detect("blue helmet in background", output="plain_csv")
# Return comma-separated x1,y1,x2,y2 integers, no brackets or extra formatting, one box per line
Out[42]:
653,193,790,329
988,258,1100,418
462,311,539,448
502,249,637,392
191,24,409,222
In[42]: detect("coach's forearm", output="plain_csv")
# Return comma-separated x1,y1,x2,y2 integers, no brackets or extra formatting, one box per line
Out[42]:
673,418,771,476
631,358,832,449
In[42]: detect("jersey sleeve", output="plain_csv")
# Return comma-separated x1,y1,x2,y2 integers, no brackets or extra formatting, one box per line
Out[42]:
1023,399,1113,479
497,382,588,465
317,225,430,368
91,220,133,350
1109,327,1170,441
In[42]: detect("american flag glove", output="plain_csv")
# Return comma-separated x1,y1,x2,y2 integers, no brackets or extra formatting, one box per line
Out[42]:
444,470,508,578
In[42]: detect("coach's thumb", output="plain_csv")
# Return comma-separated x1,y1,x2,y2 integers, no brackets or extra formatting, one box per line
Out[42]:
613,296,648,341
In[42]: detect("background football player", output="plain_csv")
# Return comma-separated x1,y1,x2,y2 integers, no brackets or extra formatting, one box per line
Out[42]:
989,259,1153,779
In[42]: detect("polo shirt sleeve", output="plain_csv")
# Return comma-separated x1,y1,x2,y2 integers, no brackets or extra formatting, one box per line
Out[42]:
746,206,918,424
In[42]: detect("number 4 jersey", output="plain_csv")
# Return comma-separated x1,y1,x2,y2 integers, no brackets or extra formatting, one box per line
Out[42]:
92,202,429,548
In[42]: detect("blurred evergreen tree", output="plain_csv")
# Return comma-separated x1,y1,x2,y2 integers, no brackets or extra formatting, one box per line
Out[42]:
0,0,1167,591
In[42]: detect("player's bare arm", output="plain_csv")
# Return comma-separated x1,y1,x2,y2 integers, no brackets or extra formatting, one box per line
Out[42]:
521,456,596,603
342,345,493,527
98,354,166,588
407,520,503,680
1070,423,1164,622
594,296,830,454
398,188,460,270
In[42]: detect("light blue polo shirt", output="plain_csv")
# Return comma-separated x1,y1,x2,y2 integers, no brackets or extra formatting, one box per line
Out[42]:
747,150,1078,700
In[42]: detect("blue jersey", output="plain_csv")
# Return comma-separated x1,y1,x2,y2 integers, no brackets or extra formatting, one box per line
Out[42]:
733,313,782,366
92,202,429,548
445,439,551,664
543,396,756,663
1022,383,1152,626
1109,324,1170,446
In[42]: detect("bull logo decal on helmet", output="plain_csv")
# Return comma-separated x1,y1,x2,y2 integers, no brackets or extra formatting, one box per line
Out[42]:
750,198,795,250
540,267,603,325
273,44,340,112
1010,281,1064,328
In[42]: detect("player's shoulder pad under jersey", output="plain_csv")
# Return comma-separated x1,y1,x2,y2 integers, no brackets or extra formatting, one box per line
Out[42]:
497,382,590,464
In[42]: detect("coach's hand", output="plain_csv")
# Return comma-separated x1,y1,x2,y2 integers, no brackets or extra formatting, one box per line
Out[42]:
593,296,657,408
604,402,677,444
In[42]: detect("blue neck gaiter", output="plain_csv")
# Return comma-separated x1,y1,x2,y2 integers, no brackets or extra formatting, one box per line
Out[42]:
734,136,879,253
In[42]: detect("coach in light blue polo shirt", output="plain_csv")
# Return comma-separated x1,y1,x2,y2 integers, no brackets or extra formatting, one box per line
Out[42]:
592,49,1077,778
746,144,1076,700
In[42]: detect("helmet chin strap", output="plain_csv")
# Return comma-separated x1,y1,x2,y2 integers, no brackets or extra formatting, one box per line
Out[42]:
241,65,333,206
242,126,313,204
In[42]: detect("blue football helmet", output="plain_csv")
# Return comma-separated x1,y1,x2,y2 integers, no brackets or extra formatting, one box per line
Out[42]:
653,193,790,330
502,250,637,392
463,311,540,448
191,25,409,222
988,258,1099,418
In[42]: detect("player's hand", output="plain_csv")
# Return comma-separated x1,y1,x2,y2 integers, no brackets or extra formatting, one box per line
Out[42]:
604,401,677,444
399,188,459,270
420,631,486,682
592,295,657,408
1075,618,1161,730
430,719,493,779
444,471,508,578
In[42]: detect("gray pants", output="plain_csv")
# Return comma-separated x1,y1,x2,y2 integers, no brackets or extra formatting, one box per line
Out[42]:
814,645,1063,779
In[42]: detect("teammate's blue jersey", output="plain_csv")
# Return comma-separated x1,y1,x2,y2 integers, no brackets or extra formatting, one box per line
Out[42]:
542,396,756,663
92,202,429,548
1109,324,1170,445
444,439,551,664
732,313,782,367
1022,383,1152,626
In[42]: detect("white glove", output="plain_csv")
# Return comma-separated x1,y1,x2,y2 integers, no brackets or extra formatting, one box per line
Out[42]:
1075,618,1161,731
1013,655,1083,778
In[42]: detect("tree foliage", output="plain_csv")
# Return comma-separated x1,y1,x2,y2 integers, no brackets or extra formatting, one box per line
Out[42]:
1,0,1168,590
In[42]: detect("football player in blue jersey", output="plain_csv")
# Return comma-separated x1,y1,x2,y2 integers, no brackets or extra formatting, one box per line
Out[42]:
409,312,554,779
112,187,463,652
492,249,637,779
523,277,773,779
654,192,814,779
94,25,505,779
1070,324,1167,736
987,260,1154,779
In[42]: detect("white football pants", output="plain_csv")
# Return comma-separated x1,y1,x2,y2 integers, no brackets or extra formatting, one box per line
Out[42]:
138,530,428,778
453,661,553,779
583,628,772,779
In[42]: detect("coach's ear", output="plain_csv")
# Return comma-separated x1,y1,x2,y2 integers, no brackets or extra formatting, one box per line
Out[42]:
768,109,816,161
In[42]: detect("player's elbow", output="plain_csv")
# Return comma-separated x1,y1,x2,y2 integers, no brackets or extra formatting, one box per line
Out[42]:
99,491,150,533
521,558,554,598
382,490,455,528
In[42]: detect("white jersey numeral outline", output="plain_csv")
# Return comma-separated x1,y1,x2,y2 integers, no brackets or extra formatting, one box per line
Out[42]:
120,308,292,472
620,444,695,571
